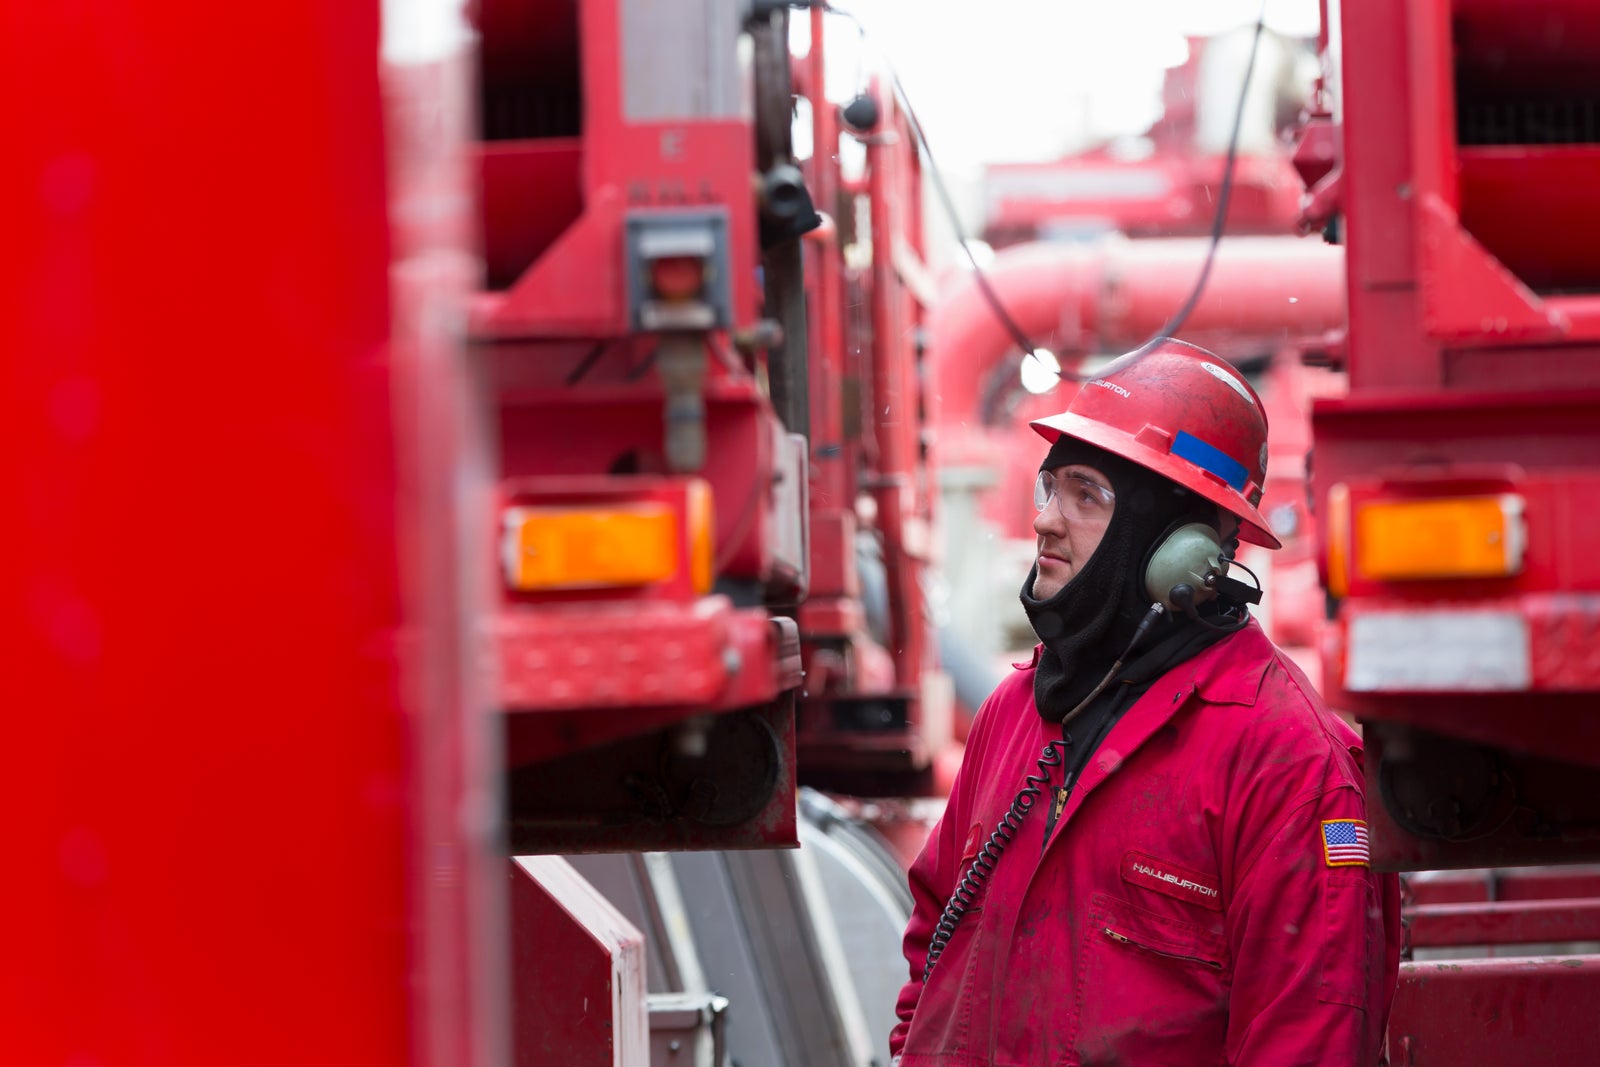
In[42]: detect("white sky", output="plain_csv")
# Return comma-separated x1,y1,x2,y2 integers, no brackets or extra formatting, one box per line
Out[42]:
808,0,1322,175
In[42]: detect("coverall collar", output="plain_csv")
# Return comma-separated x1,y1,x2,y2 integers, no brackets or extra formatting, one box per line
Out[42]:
1041,621,1273,842
1018,618,1271,708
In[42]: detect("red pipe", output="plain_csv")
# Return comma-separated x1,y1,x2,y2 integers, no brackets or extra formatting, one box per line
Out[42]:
927,235,1346,440
805,4,849,513
867,83,925,688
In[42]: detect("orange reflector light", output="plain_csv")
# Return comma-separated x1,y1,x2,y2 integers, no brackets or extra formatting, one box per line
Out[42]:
1327,483,1352,599
1353,494,1526,582
685,479,714,595
649,255,706,301
504,504,679,591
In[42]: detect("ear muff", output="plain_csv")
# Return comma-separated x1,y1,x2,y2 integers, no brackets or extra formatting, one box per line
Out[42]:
1143,521,1227,612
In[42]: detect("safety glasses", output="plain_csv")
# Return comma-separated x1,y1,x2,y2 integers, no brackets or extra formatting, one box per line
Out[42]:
1033,469,1115,522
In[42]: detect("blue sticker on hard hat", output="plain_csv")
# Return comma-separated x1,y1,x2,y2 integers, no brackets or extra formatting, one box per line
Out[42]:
1171,431,1250,491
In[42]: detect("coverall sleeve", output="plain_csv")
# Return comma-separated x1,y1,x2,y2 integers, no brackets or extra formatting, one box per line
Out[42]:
1224,778,1399,1066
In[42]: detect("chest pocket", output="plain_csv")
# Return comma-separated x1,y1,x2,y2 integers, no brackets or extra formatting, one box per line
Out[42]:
1071,892,1229,1067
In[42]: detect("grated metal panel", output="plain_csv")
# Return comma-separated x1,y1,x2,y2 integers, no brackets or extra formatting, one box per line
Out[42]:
1458,97,1600,145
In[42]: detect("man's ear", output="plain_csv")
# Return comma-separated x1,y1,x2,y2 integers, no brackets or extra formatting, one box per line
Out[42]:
1217,509,1242,554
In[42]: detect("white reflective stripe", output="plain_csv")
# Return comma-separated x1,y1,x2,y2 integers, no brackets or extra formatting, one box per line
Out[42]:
1346,610,1530,691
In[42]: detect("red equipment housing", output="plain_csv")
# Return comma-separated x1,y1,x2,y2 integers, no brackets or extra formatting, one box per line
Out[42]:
1308,0,1600,862
474,0,809,855
1299,0,1600,1059
790,43,947,798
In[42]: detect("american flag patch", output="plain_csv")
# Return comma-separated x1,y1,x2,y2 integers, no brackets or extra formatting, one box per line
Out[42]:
1321,819,1370,867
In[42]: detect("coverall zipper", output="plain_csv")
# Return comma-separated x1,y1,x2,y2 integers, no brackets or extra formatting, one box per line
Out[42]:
1102,926,1223,969
1042,781,1072,847
1041,724,1074,848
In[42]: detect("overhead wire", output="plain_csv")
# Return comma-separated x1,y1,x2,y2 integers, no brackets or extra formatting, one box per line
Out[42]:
1143,2,1269,345
819,0,1270,385
823,4,1040,361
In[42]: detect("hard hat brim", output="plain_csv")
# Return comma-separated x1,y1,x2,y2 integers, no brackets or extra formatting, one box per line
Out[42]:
1031,412,1284,550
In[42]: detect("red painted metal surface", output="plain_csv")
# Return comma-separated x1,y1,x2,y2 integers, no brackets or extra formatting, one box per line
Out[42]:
802,509,860,603
473,0,819,856
1356,694,1600,783
1294,3,1600,1047
488,357,807,766
1,2,498,1062
1312,0,1600,888
1406,867,1600,906
797,597,867,640
1362,723,1600,872
465,0,953,841
1401,0,1600,346
498,603,799,722
386,11,513,1062
1253,351,1345,649
1406,898,1600,948
1387,956,1600,1065
491,371,798,588
789,34,948,793
469,0,759,339
1330,592,1600,695
800,4,854,528
865,76,932,700
510,857,648,1067
1332,0,1600,382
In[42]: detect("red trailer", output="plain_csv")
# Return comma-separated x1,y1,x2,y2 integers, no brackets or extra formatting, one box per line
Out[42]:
1296,0,1600,1060
474,1,948,1061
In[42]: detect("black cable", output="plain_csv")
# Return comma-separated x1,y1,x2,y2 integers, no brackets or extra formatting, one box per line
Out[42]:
820,1,1269,386
1223,555,1264,595
1171,584,1235,631
922,735,1069,980
822,3,1046,372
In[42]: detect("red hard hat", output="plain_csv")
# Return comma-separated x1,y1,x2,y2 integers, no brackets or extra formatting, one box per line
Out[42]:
1030,339,1281,549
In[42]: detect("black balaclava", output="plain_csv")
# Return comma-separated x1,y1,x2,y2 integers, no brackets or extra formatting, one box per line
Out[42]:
1020,435,1221,721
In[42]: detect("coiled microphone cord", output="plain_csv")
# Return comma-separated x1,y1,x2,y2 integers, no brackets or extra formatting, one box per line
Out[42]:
921,604,1167,980
921,733,1070,979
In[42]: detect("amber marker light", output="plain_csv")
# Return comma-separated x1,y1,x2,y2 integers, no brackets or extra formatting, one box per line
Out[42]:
503,503,679,591
1327,482,1352,598
1353,494,1526,583
685,479,715,595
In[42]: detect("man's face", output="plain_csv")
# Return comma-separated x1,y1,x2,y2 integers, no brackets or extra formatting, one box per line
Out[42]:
1032,462,1116,599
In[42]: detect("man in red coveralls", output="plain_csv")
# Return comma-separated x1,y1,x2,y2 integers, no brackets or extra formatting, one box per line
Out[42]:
891,339,1402,1066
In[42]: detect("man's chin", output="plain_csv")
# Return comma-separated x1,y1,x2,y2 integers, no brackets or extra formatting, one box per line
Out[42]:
1033,557,1073,599
1032,575,1067,600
